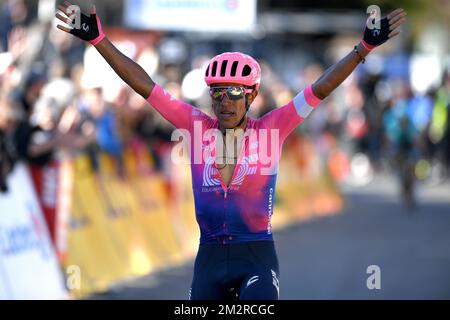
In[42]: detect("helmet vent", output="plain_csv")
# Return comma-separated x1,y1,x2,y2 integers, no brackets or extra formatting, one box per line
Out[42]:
230,61,238,77
205,65,210,77
220,60,228,77
211,61,218,77
242,65,251,77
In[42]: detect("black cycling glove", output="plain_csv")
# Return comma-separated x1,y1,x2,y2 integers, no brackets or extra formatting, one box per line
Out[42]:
362,16,390,50
69,9,105,45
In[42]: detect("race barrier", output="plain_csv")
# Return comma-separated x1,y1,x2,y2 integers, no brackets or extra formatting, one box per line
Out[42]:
29,159,72,263
64,141,196,297
0,164,67,299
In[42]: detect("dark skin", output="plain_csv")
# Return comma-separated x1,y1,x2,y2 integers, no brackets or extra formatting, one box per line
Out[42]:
211,82,257,131
56,2,406,186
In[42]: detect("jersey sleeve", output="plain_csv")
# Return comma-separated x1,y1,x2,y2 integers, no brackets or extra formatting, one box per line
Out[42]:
259,85,322,142
146,84,211,131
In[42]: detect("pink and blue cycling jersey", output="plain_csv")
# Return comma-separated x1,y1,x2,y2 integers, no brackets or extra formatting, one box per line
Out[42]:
147,84,321,244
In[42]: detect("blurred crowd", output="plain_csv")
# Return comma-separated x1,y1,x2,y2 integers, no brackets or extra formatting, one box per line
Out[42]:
1,0,449,199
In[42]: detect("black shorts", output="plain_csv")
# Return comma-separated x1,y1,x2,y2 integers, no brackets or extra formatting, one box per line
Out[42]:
189,240,280,300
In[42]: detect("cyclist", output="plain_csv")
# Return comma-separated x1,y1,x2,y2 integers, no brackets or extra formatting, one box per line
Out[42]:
382,83,420,209
55,2,406,300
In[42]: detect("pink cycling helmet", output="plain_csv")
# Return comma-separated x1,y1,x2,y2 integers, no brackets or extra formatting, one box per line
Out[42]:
205,52,261,91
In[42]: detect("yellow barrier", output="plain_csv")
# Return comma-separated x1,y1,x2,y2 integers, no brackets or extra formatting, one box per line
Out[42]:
67,155,128,296
67,158,171,295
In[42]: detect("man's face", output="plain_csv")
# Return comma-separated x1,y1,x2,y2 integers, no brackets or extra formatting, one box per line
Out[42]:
210,83,257,129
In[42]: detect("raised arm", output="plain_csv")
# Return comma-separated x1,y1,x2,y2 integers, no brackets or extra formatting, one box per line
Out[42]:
55,1,205,130
311,8,406,99
55,1,154,98
93,38,154,98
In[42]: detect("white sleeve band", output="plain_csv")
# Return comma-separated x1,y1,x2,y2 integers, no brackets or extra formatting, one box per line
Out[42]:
293,91,314,119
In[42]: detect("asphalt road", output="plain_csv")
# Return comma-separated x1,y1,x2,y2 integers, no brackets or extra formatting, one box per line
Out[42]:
91,175,450,300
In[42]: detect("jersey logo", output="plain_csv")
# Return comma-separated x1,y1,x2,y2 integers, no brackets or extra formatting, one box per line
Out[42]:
246,275,259,288
202,157,221,187
231,154,258,185
272,270,279,297
202,154,258,187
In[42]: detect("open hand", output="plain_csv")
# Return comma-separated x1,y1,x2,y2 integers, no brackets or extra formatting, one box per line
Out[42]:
362,8,407,50
55,1,105,45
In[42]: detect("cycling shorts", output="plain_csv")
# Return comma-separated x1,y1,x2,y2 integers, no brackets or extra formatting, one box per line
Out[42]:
189,240,280,300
